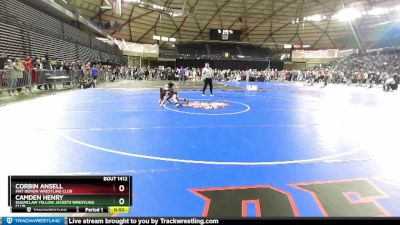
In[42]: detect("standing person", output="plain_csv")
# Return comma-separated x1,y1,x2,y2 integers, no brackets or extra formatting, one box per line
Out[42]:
201,63,214,97
85,62,91,78
41,58,53,89
44,52,50,62
311,71,316,86
24,56,34,93
91,64,99,88
121,66,126,79
149,67,154,80
33,58,41,89
185,67,190,83
41,58,52,70
144,67,150,80
14,58,25,95
4,60,16,96
192,68,197,82
325,70,333,86
64,61,71,82
130,67,134,80
179,66,185,84
197,68,201,81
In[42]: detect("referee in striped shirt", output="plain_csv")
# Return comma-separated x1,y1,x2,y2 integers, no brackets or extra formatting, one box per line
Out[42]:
201,63,214,96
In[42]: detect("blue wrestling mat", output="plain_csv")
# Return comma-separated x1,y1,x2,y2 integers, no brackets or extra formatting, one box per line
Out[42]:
1,82,400,217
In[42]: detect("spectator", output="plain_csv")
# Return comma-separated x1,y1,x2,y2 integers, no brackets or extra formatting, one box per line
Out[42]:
41,58,52,70
14,58,25,95
4,59,16,96
31,58,40,86
144,67,150,80
24,56,34,93
91,64,99,88
179,66,185,84
45,52,50,62
84,62,91,78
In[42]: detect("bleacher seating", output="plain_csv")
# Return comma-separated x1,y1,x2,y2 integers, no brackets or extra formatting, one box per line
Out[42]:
0,0,63,40
177,44,208,55
30,31,68,60
0,22,26,59
63,23,91,47
209,43,239,55
159,52,180,58
173,42,271,60
0,0,126,65
240,45,270,58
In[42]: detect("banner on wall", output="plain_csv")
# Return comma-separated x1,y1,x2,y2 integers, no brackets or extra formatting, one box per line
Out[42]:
292,49,357,59
97,37,159,57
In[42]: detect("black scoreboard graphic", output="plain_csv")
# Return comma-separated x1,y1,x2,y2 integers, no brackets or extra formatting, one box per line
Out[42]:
210,29,241,41
8,176,132,213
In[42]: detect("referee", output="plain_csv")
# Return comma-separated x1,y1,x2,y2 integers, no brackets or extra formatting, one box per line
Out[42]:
201,63,214,96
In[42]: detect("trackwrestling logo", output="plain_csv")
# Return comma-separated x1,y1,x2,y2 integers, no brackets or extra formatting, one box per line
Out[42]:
2,217,64,225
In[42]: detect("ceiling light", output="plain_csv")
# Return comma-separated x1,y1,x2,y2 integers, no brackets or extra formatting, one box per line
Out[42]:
304,14,322,22
170,11,183,17
332,8,362,21
312,14,322,22
153,35,160,40
368,7,389,16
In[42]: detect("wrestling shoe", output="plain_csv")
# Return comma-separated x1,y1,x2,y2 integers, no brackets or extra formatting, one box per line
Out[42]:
210,94,214,97
202,93,206,96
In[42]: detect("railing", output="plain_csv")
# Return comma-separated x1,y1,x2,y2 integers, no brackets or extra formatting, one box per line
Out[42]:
0,69,97,95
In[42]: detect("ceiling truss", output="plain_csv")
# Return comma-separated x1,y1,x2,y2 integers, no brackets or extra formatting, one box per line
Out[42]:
68,0,394,52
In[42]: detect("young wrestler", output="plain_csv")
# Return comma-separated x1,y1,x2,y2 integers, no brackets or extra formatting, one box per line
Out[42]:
159,83,171,105
160,82,189,107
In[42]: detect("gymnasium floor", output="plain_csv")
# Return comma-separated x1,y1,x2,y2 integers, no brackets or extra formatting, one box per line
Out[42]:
1,81,400,217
